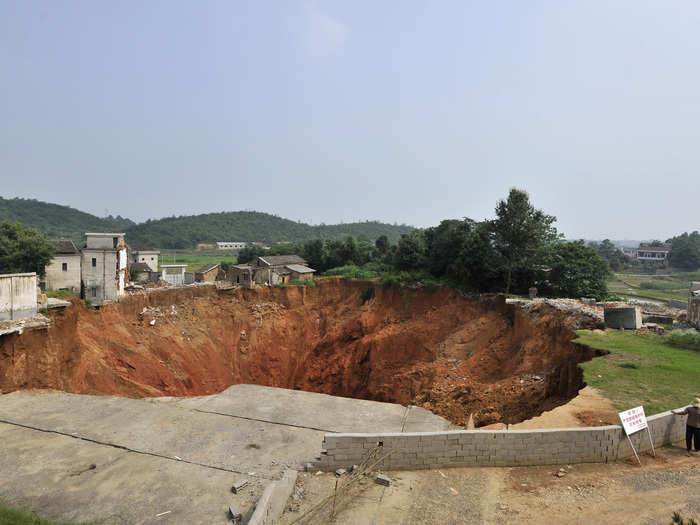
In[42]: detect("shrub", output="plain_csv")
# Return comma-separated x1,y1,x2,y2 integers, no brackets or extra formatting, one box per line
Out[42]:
639,281,685,291
618,362,639,369
667,330,700,351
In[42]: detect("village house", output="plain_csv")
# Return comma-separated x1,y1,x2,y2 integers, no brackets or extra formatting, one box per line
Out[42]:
160,264,187,286
250,255,315,285
195,263,222,283
229,264,254,288
44,239,81,293
81,233,129,305
132,250,160,272
130,262,152,284
636,243,671,261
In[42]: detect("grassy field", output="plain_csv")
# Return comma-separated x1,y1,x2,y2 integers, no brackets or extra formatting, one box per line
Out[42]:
607,273,692,302
575,330,700,415
0,500,80,525
157,249,237,272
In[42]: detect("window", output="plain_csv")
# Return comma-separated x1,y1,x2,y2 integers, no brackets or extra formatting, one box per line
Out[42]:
91,287,97,297
92,258,97,267
62,263,67,272
113,237,118,249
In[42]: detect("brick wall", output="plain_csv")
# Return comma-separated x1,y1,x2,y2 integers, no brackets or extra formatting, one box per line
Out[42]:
315,409,688,471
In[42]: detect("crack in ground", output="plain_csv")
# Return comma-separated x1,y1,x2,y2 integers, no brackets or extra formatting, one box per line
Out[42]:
0,418,272,479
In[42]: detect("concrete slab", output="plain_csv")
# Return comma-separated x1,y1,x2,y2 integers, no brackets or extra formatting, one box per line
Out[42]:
0,422,248,525
0,385,453,524
0,390,322,478
191,384,452,433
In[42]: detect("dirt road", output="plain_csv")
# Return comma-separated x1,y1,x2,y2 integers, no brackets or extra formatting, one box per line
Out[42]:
283,447,699,524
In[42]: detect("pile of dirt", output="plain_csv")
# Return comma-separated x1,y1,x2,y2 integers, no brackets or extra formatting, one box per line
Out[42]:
0,278,605,427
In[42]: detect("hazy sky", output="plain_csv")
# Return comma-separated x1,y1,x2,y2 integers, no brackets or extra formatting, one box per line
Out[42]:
2,1,699,239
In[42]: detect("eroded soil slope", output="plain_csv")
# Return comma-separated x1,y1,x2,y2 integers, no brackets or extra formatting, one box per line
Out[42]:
0,279,602,426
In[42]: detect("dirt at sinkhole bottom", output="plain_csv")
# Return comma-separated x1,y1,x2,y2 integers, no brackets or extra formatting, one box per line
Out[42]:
0,279,604,427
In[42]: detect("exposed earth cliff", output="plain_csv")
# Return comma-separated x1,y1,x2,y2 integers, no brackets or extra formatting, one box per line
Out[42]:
0,278,603,426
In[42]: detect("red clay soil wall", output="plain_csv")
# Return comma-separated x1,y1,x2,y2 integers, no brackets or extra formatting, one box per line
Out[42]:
0,278,602,426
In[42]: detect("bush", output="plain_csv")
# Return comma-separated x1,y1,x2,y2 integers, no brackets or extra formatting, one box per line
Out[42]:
618,362,640,369
323,264,380,280
667,330,700,351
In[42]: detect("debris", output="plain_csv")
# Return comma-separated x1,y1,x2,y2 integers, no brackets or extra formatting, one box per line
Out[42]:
304,462,314,472
228,504,242,523
231,478,248,494
350,464,360,472
449,487,459,495
155,510,171,517
174,456,182,461
438,470,447,478
335,468,347,477
315,471,323,476
149,319,156,326
375,473,391,486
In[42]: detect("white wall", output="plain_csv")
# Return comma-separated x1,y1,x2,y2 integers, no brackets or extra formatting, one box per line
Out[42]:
0,273,37,321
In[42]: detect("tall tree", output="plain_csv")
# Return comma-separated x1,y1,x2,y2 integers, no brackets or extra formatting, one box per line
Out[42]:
545,241,609,300
0,221,55,276
492,188,559,294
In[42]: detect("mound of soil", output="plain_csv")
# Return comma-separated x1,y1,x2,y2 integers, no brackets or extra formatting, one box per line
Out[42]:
0,278,603,426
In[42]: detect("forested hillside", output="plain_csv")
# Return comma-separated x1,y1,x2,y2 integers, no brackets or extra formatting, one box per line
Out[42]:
125,211,413,248
0,197,135,245
0,197,412,248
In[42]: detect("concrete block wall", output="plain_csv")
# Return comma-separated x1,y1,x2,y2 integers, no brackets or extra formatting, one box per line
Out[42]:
604,306,642,329
316,408,688,471
0,273,37,321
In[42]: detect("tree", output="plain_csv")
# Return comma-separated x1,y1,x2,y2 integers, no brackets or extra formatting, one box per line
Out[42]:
668,231,700,270
590,239,629,272
544,241,609,300
375,235,389,255
0,221,55,276
492,189,559,294
394,231,426,271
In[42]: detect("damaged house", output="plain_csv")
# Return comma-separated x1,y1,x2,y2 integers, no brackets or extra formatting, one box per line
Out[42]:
44,239,81,293
81,233,129,305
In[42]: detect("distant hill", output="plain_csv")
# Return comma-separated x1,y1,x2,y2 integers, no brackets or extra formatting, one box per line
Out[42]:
0,197,135,245
0,197,413,249
125,211,413,249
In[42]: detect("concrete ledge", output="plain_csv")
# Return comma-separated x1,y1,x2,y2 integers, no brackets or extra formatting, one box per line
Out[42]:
315,408,688,471
248,469,297,525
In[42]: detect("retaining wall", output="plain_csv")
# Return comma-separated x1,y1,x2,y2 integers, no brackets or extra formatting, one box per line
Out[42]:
0,273,37,321
316,408,687,471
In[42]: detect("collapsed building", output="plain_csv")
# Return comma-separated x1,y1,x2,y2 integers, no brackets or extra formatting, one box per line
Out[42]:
80,233,129,305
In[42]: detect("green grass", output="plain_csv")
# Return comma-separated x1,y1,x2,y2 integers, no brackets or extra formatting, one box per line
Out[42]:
0,500,80,525
667,330,700,351
575,330,700,415
44,289,77,300
157,249,237,272
638,280,688,291
608,274,691,302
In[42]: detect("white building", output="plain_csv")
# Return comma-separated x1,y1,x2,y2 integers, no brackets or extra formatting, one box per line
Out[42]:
160,264,187,286
216,242,248,250
132,250,160,272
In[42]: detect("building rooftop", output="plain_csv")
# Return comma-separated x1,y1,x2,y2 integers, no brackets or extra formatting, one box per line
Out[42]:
258,255,306,267
52,239,79,254
285,264,316,274
85,233,126,237
196,263,220,274
160,264,187,268
131,262,151,272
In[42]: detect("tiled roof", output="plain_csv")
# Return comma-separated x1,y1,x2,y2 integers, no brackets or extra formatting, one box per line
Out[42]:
52,239,79,254
285,264,315,274
257,255,306,267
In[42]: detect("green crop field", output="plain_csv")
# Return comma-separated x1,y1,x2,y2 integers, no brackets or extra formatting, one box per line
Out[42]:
156,249,238,272
607,273,692,302
575,330,700,415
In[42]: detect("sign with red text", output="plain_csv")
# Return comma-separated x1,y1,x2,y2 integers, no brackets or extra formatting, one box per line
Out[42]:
619,406,648,435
